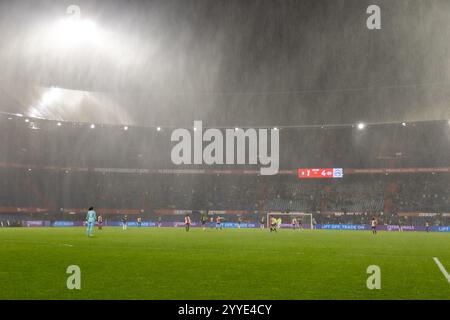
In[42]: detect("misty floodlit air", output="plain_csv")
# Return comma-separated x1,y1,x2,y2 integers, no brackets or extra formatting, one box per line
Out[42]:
0,0,449,309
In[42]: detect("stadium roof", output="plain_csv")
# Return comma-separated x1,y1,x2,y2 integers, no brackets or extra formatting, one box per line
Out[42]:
1,0,450,127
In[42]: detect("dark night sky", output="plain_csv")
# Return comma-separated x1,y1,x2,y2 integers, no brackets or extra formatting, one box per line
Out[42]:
0,0,450,127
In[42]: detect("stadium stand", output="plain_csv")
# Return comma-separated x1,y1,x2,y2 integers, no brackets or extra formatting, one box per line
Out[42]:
0,114,449,226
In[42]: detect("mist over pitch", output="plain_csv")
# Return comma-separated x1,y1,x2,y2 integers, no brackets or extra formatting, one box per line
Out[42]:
0,0,449,130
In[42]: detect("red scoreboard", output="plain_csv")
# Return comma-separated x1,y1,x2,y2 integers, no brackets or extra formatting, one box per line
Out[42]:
297,168,344,179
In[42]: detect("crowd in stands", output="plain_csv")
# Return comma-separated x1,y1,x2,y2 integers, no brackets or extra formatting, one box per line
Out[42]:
0,168,449,226
263,178,385,213
393,176,450,212
0,114,449,227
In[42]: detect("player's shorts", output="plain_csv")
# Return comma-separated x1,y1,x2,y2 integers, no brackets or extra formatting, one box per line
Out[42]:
201,221,206,225
371,226,376,229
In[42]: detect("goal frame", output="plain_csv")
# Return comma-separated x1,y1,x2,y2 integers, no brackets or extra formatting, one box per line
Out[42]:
267,212,314,230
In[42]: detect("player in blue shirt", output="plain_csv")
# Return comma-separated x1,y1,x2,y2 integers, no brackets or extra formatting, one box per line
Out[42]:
86,207,96,237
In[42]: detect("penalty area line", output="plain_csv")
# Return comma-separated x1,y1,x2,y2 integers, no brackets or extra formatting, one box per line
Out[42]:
433,257,450,284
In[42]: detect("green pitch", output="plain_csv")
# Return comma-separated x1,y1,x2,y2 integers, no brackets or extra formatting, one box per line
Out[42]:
0,227,449,300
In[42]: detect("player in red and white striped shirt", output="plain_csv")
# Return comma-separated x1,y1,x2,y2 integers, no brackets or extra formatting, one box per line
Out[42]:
184,214,191,232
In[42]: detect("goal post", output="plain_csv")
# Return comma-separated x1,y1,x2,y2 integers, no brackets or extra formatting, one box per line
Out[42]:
267,212,314,230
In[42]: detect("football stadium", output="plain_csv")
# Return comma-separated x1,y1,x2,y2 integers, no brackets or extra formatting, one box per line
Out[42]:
0,0,450,302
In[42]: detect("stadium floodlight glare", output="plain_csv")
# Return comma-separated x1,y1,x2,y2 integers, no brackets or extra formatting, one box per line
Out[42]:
41,87,62,106
24,119,30,123
16,113,23,117
357,122,366,130
57,122,62,127
401,122,407,127
52,17,99,48
90,124,96,129
123,126,129,131
157,127,162,131
273,127,278,131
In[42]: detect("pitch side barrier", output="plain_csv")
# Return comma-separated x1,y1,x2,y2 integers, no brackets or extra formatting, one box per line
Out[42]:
21,221,259,228
316,224,450,232
17,221,450,232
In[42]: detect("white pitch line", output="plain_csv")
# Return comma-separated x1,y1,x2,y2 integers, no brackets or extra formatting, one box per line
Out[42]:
433,257,450,284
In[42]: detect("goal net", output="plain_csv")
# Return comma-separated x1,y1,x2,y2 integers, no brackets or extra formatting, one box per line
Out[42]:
267,212,314,230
